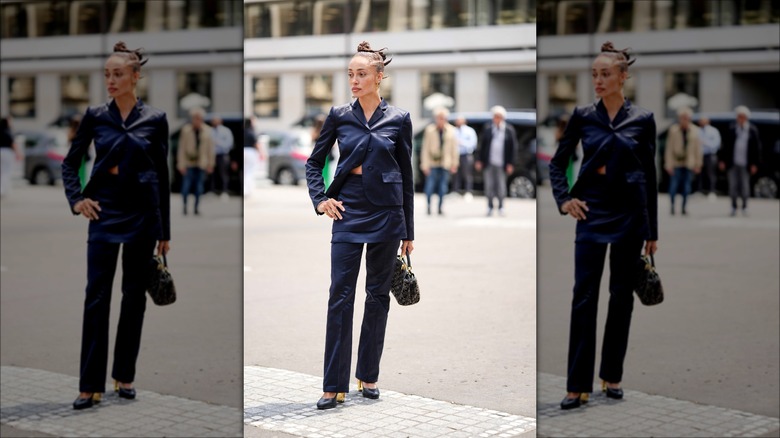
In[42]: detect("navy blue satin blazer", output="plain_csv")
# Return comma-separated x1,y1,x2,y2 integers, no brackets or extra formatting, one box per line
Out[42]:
549,99,658,242
306,98,414,241
62,99,170,242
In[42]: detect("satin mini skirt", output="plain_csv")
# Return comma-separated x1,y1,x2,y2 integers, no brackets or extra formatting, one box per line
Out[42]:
331,174,406,244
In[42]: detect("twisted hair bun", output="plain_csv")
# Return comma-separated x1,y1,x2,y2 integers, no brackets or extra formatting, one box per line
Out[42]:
111,41,148,70
598,41,635,71
356,41,392,69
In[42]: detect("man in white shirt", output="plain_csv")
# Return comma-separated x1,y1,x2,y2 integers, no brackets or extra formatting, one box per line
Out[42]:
211,116,234,201
453,116,477,201
698,117,721,200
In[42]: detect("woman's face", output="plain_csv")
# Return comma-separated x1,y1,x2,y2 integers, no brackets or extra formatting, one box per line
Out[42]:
591,55,625,99
104,56,138,99
348,56,381,99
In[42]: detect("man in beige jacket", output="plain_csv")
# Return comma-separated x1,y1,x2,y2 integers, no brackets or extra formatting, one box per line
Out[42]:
421,107,459,215
177,107,215,215
664,106,702,216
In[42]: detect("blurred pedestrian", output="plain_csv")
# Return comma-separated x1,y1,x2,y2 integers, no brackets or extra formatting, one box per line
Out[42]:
453,116,477,201
475,105,517,216
243,117,260,197
61,41,171,410
549,42,658,410
177,106,214,215
306,41,414,410
719,105,761,216
698,116,721,200
664,106,701,216
210,115,234,201
0,116,23,198
421,107,458,215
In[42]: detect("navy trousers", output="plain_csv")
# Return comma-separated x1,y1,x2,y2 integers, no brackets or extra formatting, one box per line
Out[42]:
323,240,398,393
80,239,155,393
566,237,643,393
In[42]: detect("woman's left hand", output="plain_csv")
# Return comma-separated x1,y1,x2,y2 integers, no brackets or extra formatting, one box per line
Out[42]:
400,240,414,257
644,240,657,256
157,240,170,256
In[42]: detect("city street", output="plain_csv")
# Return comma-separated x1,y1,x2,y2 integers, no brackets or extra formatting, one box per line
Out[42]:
537,185,780,437
243,184,537,437
1,183,244,437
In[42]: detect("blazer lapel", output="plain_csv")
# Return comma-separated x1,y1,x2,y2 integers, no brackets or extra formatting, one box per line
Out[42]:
351,100,368,126
367,98,389,126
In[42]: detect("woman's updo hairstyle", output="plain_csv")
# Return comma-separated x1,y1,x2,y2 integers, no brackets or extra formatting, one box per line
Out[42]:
598,41,635,74
111,41,148,74
354,41,392,78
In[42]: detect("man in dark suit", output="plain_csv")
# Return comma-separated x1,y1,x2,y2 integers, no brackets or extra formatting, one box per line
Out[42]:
719,105,761,216
475,105,517,216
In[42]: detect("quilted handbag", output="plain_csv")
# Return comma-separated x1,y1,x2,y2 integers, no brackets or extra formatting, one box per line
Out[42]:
147,254,176,306
635,254,663,306
390,254,420,306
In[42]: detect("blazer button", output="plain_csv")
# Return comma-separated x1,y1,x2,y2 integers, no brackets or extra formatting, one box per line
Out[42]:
368,148,373,152
368,166,374,171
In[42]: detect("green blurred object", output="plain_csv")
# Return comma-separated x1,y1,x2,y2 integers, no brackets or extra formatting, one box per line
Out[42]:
323,155,332,190
566,156,575,190
78,156,88,190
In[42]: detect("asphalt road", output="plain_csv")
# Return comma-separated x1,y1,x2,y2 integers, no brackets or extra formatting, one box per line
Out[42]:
537,184,780,418
243,185,538,419
0,184,243,409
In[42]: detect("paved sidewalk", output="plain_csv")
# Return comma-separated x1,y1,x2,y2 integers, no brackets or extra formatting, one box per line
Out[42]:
538,373,780,437
244,366,537,438
0,366,242,437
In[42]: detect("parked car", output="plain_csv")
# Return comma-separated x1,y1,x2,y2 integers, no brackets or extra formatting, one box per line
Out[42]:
657,111,779,198
169,112,243,195
16,129,69,185
413,110,537,198
262,128,314,185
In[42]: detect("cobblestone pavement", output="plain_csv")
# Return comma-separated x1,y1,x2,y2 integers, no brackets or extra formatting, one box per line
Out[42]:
0,366,242,437
538,373,780,437
244,366,537,438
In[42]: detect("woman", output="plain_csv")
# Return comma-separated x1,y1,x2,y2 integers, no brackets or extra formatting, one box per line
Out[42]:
62,42,170,410
548,42,658,410
305,41,414,410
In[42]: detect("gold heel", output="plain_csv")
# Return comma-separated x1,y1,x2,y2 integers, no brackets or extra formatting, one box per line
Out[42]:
357,380,363,392
601,380,607,392
579,393,589,404
92,393,102,404
336,392,346,403
114,380,119,392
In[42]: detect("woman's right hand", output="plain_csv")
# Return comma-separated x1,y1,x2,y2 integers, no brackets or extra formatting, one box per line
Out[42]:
561,198,588,221
74,198,101,220
317,198,345,220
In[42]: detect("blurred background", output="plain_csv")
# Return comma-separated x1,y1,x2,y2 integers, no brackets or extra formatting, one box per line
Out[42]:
535,0,779,198
243,0,541,198
1,0,244,194
1,2,246,435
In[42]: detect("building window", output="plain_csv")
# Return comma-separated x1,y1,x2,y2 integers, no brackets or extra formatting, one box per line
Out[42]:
279,2,314,36
252,77,280,118
8,77,36,118
31,1,70,37
0,3,26,38
664,72,699,119
547,74,577,115
61,75,90,118
316,0,352,34
245,2,271,38
421,72,456,118
177,72,212,119
305,75,334,116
